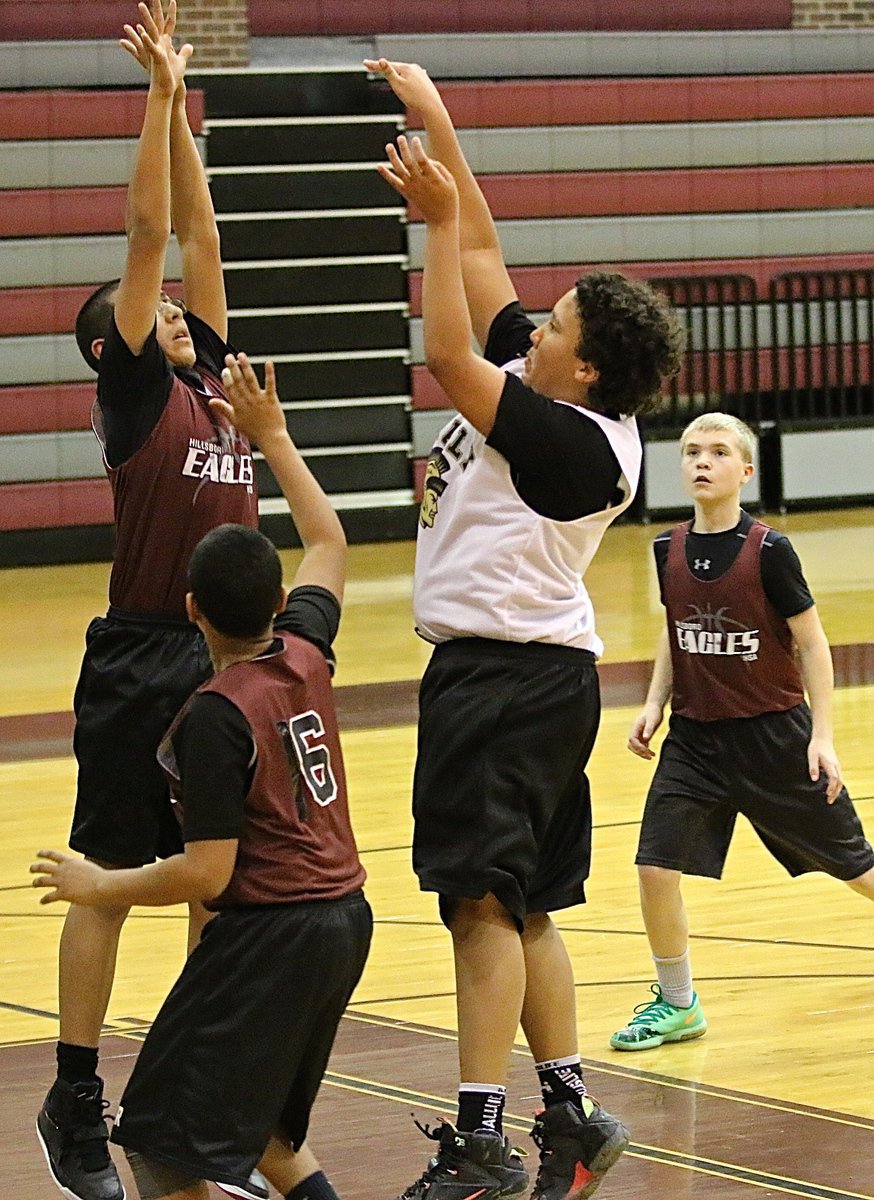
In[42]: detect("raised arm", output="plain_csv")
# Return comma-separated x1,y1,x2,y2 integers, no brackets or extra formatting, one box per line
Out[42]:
213,355,347,602
122,2,225,337
380,136,506,435
366,58,517,349
169,82,227,338
113,2,191,355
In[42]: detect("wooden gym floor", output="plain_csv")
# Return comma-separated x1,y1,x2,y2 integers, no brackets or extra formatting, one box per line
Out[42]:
1,507,873,1199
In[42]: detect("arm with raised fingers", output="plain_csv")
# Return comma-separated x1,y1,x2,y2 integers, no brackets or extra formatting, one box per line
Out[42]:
213,355,347,602
379,135,505,435
366,57,516,348
114,0,193,356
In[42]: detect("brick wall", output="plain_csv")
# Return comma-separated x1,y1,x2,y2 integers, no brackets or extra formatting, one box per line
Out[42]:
793,0,874,25
174,0,249,69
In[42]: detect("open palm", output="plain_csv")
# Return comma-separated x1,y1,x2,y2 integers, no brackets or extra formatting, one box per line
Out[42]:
120,0,191,93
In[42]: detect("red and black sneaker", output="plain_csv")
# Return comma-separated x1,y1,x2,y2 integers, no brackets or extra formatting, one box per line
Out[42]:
530,1098,629,1200
396,1119,528,1200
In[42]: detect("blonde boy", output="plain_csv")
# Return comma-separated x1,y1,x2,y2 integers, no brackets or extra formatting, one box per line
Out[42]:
611,413,874,1050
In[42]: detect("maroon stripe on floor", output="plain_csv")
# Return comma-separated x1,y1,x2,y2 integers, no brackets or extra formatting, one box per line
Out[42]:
3,648,872,764
3,1010,873,1200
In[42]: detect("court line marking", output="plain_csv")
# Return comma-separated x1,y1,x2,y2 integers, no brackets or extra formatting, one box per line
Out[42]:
102,1025,874,1200
8,1016,873,1196
341,1012,874,1132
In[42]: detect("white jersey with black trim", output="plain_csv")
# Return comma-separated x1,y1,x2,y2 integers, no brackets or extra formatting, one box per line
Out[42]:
413,359,642,655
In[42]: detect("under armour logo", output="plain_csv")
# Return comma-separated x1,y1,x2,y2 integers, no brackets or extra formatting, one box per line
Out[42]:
693,558,711,571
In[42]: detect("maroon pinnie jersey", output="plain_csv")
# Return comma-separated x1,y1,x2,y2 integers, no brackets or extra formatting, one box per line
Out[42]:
92,366,257,617
159,632,366,908
665,520,806,721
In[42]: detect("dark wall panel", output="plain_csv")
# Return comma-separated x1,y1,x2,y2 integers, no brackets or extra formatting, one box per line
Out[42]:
227,309,407,356
210,169,397,213
270,356,408,401
225,262,406,309
207,121,402,168
255,449,411,496
218,214,405,260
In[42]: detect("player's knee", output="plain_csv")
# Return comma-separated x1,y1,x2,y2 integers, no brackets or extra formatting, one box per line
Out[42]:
638,863,681,898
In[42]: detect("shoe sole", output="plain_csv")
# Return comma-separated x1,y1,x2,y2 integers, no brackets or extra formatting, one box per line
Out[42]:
36,1117,127,1200
214,1180,269,1200
610,1020,708,1052
569,1123,630,1200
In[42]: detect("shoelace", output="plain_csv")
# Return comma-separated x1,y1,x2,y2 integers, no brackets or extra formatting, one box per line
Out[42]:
626,986,679,1027
72,1093,113,1173
398,1117,453,1197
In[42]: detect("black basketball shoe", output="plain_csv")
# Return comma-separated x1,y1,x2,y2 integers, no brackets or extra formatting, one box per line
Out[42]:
396,1119,528,1200
37,1078,125,1200
530,1098,629,1200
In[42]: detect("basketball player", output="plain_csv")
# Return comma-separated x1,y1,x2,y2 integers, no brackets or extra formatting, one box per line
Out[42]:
36,7,262,1200
610,412,874,1052
368,59,684,1200
32,351,371,1200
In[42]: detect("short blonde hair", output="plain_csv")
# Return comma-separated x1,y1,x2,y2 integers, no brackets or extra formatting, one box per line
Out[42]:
680,412,756,464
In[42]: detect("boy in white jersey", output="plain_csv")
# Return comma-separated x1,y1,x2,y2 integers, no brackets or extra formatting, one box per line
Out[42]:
610,413,874,1052
369,60,684,1200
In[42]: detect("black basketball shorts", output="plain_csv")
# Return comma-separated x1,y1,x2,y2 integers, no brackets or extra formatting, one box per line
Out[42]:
413,636,601,926
111,891,373,1191
636,704,874,881
70,608,213,866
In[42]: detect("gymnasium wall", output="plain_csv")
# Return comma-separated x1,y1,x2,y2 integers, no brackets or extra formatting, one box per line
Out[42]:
1,7,873,562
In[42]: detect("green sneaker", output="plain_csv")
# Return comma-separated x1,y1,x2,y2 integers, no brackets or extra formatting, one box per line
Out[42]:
610,985,707,1051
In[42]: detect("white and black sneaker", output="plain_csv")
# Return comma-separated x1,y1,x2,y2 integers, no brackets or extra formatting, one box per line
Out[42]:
37,1078,125,1200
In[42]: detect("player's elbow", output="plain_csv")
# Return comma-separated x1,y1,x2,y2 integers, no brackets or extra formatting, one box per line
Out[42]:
425,345,460,389
184,848,236,901
179,227,223,263
126,214,171,251
189,866,232,902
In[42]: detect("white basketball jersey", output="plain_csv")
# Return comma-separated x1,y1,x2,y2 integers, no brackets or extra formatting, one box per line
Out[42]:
413,360,642,655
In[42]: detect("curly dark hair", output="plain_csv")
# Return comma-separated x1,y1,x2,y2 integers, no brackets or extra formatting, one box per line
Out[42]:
574,271,686,416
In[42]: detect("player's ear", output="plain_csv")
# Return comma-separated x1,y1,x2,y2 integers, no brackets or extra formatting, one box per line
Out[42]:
741,461,755,487
91,338,105,361
574,360,599,385
185,592,201,624
274,585,289,616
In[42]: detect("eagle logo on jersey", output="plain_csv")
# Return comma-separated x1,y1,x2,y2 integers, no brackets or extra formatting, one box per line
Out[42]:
675,603,759,661
419,450,450,529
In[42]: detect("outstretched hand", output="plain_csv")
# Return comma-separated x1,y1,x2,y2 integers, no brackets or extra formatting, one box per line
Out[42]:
378,135,458,226
120,0,191,95
364,58,444,114
213,354,289,447
30,850,104,907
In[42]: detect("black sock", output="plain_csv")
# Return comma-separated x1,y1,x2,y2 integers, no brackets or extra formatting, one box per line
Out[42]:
535,1055,587,1108
457,1084,506,1135
56,1042,99,1086
286,1171,339,1200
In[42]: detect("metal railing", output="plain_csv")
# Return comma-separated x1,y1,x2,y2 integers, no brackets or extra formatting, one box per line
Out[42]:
769,269,874,424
